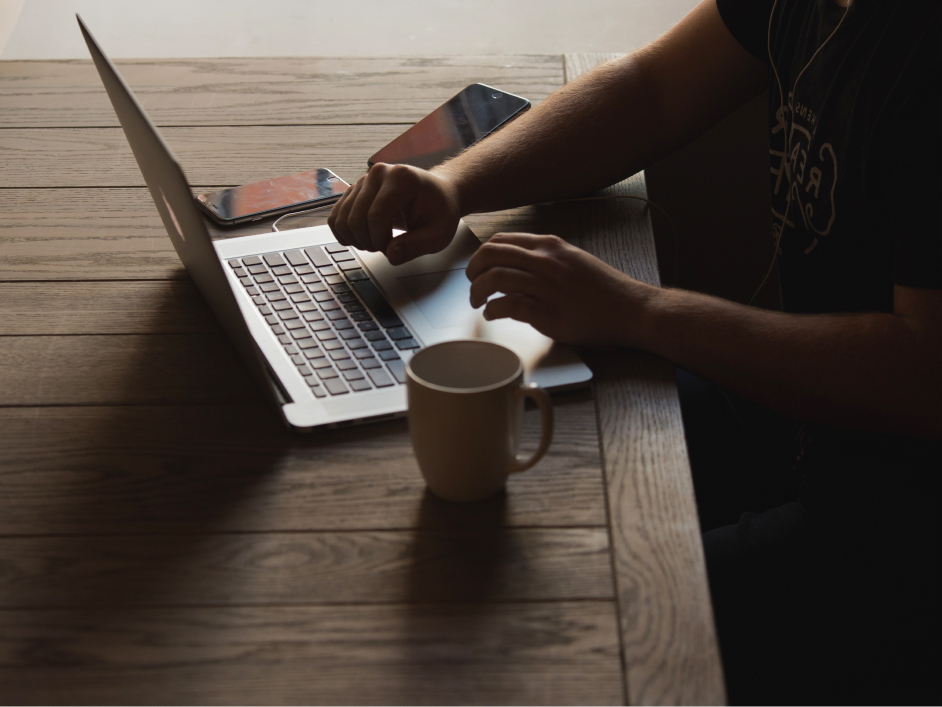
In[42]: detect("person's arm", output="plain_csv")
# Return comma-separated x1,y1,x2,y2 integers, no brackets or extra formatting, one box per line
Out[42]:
465,233,942,439
329,0,766,263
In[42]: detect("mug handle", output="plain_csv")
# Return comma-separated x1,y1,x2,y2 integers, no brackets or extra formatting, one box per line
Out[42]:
506,382,554,474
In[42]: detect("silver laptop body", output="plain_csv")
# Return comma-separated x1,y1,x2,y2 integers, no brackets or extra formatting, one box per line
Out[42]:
78,15,592,431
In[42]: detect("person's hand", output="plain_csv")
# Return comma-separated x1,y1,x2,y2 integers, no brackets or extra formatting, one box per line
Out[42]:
466,232,652,348
328,163,462,265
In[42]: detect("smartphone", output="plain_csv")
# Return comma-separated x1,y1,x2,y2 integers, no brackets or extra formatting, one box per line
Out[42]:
368,83,530,170
196,168,349,226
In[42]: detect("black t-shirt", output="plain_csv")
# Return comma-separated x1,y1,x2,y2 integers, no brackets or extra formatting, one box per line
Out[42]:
717,0,941,314
715,0,941,536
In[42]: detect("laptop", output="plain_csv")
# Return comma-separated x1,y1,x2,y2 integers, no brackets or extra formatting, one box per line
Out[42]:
78,15,592,431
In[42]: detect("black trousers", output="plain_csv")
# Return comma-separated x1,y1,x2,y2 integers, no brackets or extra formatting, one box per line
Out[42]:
678,370,941,705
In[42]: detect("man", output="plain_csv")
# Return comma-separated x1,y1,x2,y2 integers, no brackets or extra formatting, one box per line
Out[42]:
329,0,940,702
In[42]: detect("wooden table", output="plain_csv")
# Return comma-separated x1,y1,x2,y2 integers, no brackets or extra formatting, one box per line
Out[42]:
0,54,724,705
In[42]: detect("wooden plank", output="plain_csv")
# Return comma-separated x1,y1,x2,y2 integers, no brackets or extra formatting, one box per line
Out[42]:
565,54,726,706
0,399,606,533
0,529,612,607
0,281,215,335
0,334,257,406
0,602,622,705
0,187,576,281
0,56,562,128
0,125,392,188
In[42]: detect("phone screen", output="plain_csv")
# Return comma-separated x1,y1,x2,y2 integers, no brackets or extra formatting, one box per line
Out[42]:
369,83,530,170
197,168,348,223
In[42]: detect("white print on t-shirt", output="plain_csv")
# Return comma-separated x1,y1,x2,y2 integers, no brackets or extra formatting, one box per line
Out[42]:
769,91,837,254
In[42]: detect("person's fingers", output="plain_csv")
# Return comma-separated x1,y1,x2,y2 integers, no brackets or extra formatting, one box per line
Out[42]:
487,232,561,250
345,173,390,252
366,167,423,254
482,293,549,331
468,266,548,309
386,220,456,264
327,177,364,245
466,241,553,281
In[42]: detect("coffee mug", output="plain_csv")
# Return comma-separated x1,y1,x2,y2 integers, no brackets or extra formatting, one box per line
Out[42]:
406,340,554,502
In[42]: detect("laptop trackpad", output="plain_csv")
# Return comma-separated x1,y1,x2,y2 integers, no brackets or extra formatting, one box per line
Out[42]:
397,268,473,329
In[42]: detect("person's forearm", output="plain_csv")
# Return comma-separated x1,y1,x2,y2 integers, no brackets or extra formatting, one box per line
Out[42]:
629,285,942,438
434,53,664,216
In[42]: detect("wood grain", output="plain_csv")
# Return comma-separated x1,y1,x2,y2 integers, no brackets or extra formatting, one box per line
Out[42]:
0,399,606,534
0,602,622,705
0,528,612,607
566,53,726,706
0,55,562,128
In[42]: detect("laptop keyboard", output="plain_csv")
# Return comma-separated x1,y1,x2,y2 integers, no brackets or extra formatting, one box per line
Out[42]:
227,244,420,398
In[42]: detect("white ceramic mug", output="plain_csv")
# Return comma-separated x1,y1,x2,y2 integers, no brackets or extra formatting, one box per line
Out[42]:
406,340,554,502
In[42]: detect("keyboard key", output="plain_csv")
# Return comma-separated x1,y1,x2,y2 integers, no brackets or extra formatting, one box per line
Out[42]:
345,268,369,282
329,349,351,361
349,278,403,328
334,318,354,330
266,291,286,302
304,246,331,268
263,253,286,267
396,338,420,350
366,367,394,388
246,286,260,296
360,356,381,368
337,292,358,304
309,320,331,332
272,265,292,277
272,300,293,311
228,259,241,268
291,328,312,340
338,261,363,271
325,243,349,253
295,264,316,275
364,330,386,342
233,267,247,278
252,296,266,306
336,359,359,371
354,348,376,360
247,264,266,274
285,319,307,330
387,327,411,340
264,315,278,325
331,282,351,293
348,338,368,350
318,265,338,276
349,379,373,392
324,274,344,285
279,309,299,320
371,339,392,351
304,347,325,359
385,359,407,384
297,365,313,377
284,344,299,355
278,275,299,285
351,311,374,322
278,334,291,345
254,273,274,284
258,305,272,315
291,354,306,366
297,302,318,312
241,256,262,266
324,378,349,396
358,321,379,331
322,339,343,349
300,341,321,353
325,310,347,321
239,277,253,288
310,357,333,369
344,302,366,313
313,291,334,302
332,251,356,263
342,368,365,381
284,249,308,266
317,367,338,380
379,349,401,361
316,329,337,342
308,283,328,295
302,311,324,322
271,324,285,335
260,282,280,292
301,273,322,284
290,293,311,303
321,300,340,311
339,328,361,340
308,383,327,398
284,284,304,294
